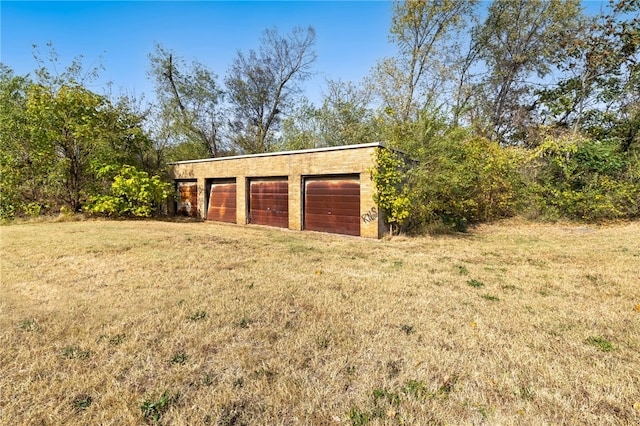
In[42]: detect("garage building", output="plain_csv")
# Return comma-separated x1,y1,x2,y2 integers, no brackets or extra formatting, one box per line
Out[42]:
169,142,387,238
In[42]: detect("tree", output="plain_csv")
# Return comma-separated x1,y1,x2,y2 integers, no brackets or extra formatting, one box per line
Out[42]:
1,45,153,216
0,65,43,219
370,0,477,123
469,0,584,144
148,44,225,157
537,0,640,150
25,83,150,211
225,26,316,153
280,80,376,150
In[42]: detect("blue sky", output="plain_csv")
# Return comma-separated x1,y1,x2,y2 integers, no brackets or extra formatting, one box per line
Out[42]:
1,1,396,104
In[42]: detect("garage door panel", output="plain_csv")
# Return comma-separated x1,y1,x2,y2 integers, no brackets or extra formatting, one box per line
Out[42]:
251,181,288,194
249,180,289,228
305,181,360,195
304,206,361,216
304,198,360,210
207,183,236,223
250,194,288,208
304,217,360,235
304,177,360,236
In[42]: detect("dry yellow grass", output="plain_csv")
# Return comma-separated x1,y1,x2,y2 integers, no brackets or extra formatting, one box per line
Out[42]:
1,219,639,425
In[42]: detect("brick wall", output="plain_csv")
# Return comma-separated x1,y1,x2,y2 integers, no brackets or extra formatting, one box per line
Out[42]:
169,143,385,238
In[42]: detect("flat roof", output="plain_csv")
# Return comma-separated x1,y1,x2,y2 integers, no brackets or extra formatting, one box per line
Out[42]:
168,142,386,165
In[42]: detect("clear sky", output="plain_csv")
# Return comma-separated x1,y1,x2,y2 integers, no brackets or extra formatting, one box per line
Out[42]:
1,1,396,104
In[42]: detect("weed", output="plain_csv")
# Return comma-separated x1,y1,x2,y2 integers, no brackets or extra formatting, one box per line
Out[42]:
140,390,177,424
400,324,415,335
188,310,207,321
392,260,404,268
519,385,534,400
477,404,492,419
201,372,216,386
585,273,601,284
586,336,615,352
170,351,188,365
457,265,470,275
252,366,275,381
348,406,370,425
437,375,458,397
467,279,484,288
235,316,252,329
501,284,518,291
316,335,331,349
109,334,126,345
373,388,401,406
72,394,92,411
481,294,500,302
60,346,91,360
232,377,244,388
402,380,428,399
18,318,39,332
345,365,357,375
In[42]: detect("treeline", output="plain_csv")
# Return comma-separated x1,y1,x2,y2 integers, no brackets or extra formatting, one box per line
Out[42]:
1,0,639,229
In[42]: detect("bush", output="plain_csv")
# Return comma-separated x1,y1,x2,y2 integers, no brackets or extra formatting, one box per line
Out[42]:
526,136,640,221
372,147,412,234
86,165,172,218
411,135,524,231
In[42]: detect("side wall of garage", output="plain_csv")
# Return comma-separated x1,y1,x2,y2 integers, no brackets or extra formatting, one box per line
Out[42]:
169,143,386,238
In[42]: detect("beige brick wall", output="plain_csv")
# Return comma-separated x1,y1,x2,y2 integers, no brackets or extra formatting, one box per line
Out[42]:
170,144,385,238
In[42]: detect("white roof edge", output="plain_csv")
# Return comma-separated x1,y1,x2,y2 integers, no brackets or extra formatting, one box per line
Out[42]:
168,142,388,165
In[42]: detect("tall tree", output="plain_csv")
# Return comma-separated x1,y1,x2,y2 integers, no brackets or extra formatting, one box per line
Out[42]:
281,80,375,150
371,0,477,123
470,0,584,144
225,26,316,154
0,65,43,218
1,45,152,215
537,0,640,150
148,44,224,157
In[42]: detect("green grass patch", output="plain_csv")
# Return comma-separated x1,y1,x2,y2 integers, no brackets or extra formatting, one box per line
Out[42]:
585,336,614,352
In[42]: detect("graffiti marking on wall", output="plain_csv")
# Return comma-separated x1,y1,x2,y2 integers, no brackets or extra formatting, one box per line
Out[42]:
361,207,378,223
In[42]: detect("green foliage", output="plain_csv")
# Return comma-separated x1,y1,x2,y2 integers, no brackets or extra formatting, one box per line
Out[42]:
585,336,615,352
140,390,177,424
412,131,524,231
348,406,371,426
372,147,412,234
467,279,484,288
188,310,207,321
60,346,91,360
71,394,93,411
1,51,153,219
170,351,188,365
86,165,171,218
527,135,640,220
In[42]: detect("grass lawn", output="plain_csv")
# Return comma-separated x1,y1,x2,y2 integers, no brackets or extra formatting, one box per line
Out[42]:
1,219,639,425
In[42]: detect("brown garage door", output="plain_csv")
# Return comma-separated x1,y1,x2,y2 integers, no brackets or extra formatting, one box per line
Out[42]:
207,181,236,223
249,179,288,228
304,176,360,236
176,181,198,217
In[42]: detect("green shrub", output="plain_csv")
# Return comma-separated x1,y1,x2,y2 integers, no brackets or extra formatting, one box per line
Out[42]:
86,165,171,218
526,136,640,221
412,135,524,230
372,147,412,234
